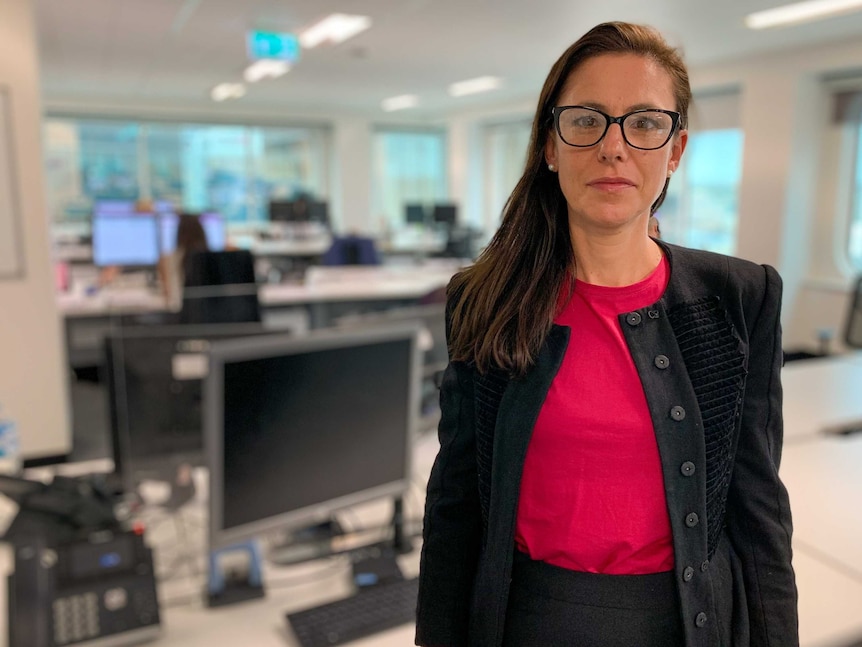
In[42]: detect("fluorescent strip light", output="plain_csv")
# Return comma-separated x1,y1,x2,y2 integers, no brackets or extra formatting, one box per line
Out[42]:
448,76,502,98
299,14,371,48
244,59,291,83
210,83,246,102
381,94,419,112
745,0,862,29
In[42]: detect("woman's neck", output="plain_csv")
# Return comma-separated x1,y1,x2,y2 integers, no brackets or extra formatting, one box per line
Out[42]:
569,222,663,287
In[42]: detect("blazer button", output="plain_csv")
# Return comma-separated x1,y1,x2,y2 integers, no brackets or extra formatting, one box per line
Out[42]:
680,461,695,477
695,612,708,628
670,406,686,421
654,354,670,369
701,560,710,572
683,566,694,582
685,512,699,528
648,309,660,319
626,312,642,326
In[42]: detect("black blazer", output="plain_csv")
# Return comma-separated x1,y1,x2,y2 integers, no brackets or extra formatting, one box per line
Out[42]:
416,241,798,647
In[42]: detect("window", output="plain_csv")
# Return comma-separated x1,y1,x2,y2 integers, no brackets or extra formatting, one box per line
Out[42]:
483,119,531,232
371,128,447,229
658,91,744,255
840,91,862,268
44,120,140,221
43,117,330,223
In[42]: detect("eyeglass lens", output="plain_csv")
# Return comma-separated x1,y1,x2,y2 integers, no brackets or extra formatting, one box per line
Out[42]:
557,108,674,149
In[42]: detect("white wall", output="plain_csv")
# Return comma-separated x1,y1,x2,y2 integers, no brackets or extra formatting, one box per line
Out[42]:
0,0,71,459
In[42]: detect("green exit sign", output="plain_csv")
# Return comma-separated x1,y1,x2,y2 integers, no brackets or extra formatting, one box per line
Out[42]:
247,31,300,62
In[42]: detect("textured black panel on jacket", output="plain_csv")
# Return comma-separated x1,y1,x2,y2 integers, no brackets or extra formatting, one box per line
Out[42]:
475,368,508,532
667,297,747,559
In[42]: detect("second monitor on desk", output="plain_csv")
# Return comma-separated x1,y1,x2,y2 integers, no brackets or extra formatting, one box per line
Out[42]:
205,323,423,557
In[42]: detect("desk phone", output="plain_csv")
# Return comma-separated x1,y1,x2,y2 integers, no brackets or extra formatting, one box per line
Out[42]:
7,529,160,647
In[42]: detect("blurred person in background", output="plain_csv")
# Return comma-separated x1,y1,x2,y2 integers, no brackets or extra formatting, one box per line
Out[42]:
158,213,209,310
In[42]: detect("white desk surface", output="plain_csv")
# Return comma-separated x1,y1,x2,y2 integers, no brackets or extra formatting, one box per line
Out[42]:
782,353,862,442
57,263,460,318
781,433,862,575
795,549,862,647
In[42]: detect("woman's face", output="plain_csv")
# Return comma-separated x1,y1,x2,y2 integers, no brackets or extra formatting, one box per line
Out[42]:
545,53,687,234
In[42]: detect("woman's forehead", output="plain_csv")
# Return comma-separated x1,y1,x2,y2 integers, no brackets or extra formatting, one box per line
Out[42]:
559,53,675,109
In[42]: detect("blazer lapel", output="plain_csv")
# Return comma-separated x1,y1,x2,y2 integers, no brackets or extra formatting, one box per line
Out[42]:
486,324,570,548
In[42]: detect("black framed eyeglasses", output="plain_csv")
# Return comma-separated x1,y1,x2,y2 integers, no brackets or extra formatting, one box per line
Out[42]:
551,105,681,150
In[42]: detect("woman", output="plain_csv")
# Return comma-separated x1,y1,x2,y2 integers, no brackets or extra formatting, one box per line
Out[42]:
158,213,209,309
416,22,797,647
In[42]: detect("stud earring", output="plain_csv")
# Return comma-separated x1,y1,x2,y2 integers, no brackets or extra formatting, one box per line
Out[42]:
667,169,674,178
548,163,557,172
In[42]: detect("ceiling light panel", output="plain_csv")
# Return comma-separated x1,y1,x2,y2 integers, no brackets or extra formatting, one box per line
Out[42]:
211,83,246,102
299,14,372,48
448,76,503,97
745,0,862,29
244,59,291,83
381,94,419,112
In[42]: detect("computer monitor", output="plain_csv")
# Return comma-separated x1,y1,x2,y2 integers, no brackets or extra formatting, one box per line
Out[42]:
405,204,427,225
91,212,160,267
159,212,227,254
205,324,422,550
93,199,134,215
152,199,176,214
105,322,274,492
269,199,329,225
334,304,447,431
431,203,458,228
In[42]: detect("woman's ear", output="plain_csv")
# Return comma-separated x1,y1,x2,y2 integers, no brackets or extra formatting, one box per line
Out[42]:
668,129,688,174
545,137,558,172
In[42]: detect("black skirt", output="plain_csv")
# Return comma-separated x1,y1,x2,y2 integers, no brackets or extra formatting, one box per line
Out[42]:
502,550,685,647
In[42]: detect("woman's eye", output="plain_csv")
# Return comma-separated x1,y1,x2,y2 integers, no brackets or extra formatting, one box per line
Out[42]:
573,116,599,129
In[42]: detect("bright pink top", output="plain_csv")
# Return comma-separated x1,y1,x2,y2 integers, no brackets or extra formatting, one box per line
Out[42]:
514,256,674,574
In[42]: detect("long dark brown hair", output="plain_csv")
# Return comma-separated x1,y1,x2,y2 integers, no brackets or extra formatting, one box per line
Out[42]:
177,213,210,277
448,22,691,375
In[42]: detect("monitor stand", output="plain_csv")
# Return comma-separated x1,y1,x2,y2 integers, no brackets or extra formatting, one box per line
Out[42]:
267,519,346,566
267,495,411,567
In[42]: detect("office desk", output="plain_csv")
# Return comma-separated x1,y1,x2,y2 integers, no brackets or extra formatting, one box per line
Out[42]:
59,264,461,367
778,354,862,645
781,433,862,575
794,550,862,647
782,353,862,442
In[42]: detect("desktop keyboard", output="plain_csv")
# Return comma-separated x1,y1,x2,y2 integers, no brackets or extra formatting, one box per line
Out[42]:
286,576,418,647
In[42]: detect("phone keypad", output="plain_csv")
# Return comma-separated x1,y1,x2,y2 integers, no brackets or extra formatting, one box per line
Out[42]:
52,593,100,645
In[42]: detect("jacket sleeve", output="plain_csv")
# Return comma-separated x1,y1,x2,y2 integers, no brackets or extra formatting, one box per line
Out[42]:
725,264,799,646
415,340,482,645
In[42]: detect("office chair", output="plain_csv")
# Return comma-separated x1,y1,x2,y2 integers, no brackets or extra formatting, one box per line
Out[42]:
844,275,862,348
321,236,381,266
180,250,261,324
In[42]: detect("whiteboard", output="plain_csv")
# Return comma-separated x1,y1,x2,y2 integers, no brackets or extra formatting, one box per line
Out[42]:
0,86,24,279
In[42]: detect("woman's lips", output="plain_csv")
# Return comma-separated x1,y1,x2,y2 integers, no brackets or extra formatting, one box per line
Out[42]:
588,177,636,192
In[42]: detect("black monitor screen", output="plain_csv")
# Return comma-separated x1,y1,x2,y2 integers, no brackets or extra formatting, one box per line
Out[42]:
208,327,419,546
432,204,457,227
405,204,426,225
106,323,272,486
269,200,328,224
